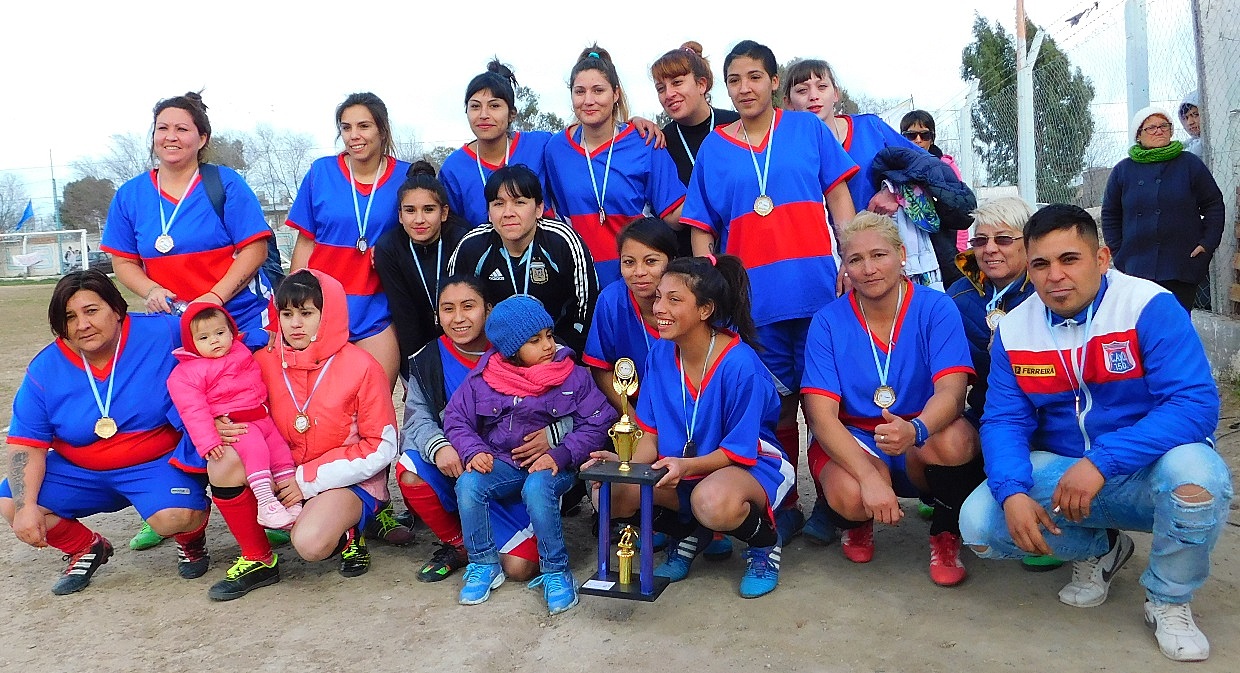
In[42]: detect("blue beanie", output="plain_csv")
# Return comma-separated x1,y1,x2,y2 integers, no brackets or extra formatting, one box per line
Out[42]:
485,294,554,358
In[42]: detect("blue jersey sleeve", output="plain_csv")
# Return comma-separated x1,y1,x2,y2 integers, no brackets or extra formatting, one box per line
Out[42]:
716,362,765,467
816,119,860,194
102,181,140,256
220,167,273,245
681,149,722,237
979,327,1039,504
583,297,616,369
286,166,319,238
801,309,842,399
925,292,976,383
647,147,687,218
9,367,53,446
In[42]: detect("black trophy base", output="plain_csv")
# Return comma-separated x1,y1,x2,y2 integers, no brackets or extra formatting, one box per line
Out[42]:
579,570,670,602
579,460,668,485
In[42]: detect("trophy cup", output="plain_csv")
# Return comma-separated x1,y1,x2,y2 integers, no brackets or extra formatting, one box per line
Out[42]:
578,358,669,601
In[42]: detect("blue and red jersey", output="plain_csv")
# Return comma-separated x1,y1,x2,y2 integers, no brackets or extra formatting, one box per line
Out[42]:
8,314,186,471
544,123,685,286
286,154,411,340
103,166,273,348
582,279,659,374
682,109,858,326
837,114,923,213
439,131,555,227
802,280,973,453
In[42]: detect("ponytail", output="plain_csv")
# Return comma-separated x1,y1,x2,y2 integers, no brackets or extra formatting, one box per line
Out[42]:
570,44,630,123
664,255,757,346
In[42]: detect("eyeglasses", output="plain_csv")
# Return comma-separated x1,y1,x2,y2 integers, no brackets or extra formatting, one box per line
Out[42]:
1140,123,1172,134
902,130,934,141
969,234,1022,248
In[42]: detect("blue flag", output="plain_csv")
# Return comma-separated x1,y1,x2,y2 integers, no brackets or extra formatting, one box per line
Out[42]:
15,200,34,231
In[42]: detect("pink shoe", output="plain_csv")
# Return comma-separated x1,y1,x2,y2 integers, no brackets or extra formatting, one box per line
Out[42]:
286,503,303,520
257,502,297,530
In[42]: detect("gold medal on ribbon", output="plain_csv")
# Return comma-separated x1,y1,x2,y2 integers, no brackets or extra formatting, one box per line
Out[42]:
294,413,311,434
873,386,897,409
95,416,118,439
985,309,1006,331
754,195,774,217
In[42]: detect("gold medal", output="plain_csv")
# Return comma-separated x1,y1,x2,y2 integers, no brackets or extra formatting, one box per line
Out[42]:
94,416,118,439
985,309,1006,331
294,413,311,434
873,385,897,409
754,195,774,217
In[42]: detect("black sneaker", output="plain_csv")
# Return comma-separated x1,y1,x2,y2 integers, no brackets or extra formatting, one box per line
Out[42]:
365,501,415,546
207,555,280,601
339,527,371,578
417,542,469,583
560,479,587,516
176,532,210,579
52,533,114,595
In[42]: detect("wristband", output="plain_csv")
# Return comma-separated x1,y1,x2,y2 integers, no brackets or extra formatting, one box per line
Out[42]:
144,286,165,300
910,418,930,447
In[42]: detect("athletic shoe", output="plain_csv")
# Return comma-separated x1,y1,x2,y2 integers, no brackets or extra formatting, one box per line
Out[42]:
52,533,114,595
802,499,838,546
257,501,298,531
529,570,579,616
264,528,291,546
917,502,936,520
739,543,781,598
560,480,587,517
774,506,805,543
394,509,416,530
841,520,874,563
928,531,967,586
366,501,415,546
1021,554,1065,572
459,562,505,605
1058,530,1134,608
1145,600,1210,661
128,520,165,551
649,531,668,552
654,527,709,582
339,527,371,578
176,531,211,579
417,543,469,583
207,555,280,601
703,532,733,561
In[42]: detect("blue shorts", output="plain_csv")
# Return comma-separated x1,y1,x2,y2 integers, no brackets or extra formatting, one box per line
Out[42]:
0,450,208,520
755,318,812,395
348,484,382,532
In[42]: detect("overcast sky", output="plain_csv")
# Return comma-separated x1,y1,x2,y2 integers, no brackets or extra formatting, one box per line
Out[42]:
3,0,1195,218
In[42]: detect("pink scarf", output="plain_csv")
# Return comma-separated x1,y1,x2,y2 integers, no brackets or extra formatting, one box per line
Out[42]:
482,352,576,397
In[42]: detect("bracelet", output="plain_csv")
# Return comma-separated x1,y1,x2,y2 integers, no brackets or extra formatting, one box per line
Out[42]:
910,418,930,447
206,290,224,303
144,286,164,300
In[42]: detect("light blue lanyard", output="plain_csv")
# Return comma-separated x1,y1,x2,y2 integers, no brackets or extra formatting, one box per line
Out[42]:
678,331,716,457
858,282,904,391
1045,303,1094,414
986,281,1016,314
81,336,122,421
502,244,534,296
409,237,443,311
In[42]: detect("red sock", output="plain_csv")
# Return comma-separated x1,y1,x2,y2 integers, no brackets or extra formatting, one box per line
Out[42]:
776,425,801,509
213,489,273,562
400,480,462,546
172,510,209,547
46,518,94,555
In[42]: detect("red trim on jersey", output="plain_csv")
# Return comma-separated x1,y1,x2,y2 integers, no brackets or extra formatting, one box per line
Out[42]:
635,417,656,435
724,201,835,268
627,291,660,340
838,115,855,152
720,446,758,467
566,123,637,157
55,318,132,378
932,365,976,383
801,387,841,401
440,335,486,370
678,331,740,398
144,247,250,299
334,153,398,195
148,170,203,204
235,230,273,249
582,354,612,370
658,195,686,219
307,244,382,295
284,219,315,240
170,456,207,474
100,245,141,260
681,217,716,236
51,425,181,471
839,411,919,433
715,109,782,152
848,279,914,354
463,132,523,169
825,165,860,195
6,436,50,449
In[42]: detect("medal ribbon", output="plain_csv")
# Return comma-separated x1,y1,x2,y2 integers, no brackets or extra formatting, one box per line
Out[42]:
579,124,617,220
475,135,511,187
156,168,200,244
740,113,775,198
502,243,534,296
80,334,123,424
675,109,714,168
1045,303,1095,418
677,331,716,457
857,282,904,399
986,280,1016,314
410,237,444,314
280,355,337,419
347,157,383,247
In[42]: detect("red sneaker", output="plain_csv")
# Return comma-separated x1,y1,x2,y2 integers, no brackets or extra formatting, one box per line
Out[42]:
841,520,874,563
929,531,968,586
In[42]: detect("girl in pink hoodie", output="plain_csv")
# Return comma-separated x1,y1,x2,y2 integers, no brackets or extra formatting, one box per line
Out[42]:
167,303,299,530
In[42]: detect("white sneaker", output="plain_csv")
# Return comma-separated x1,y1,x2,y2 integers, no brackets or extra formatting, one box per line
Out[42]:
1145,600,1210,661
1058,530,1135,608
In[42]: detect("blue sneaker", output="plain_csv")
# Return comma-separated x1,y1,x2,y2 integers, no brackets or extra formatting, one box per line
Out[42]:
775,506,805,543
739,543,782,598
528,570,579,616
458,562,505,605
703,533,733,561
654,527,708,582
803,499,839,546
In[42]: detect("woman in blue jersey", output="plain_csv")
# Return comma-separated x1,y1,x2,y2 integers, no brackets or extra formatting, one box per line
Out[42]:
0,270,211,595
586,255,794,599
683,41,858,542
545,45,686,287
287,92,410,387
394,275,542,583
801,212,983,587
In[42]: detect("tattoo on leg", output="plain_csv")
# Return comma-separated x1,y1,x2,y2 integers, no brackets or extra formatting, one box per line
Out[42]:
10,452,28,510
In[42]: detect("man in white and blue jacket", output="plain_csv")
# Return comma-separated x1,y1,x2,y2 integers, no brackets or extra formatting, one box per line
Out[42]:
959,204,1231,663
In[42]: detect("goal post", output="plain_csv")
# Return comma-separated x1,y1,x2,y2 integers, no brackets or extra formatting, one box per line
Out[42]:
0,229,90,279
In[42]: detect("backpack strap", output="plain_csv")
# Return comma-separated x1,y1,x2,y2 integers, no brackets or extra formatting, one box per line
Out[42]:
199,163,227,224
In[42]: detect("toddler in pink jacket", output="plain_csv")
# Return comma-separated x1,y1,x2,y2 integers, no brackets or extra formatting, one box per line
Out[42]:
168,302,299,529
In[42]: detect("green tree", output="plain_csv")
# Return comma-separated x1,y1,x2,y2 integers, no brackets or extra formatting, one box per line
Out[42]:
961,14,1095,203
206,133,247,171
423,145,456,171
513,86,567,133
61,177,116,235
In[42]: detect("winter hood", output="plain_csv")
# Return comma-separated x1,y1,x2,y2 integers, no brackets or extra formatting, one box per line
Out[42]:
175,301,241,359
271,268,350,371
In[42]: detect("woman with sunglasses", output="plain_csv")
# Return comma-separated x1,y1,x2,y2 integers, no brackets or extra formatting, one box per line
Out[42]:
1101,107,1224,311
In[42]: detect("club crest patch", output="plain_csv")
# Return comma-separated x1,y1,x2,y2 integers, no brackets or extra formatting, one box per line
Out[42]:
529,261,549,284
1102,340,1136,374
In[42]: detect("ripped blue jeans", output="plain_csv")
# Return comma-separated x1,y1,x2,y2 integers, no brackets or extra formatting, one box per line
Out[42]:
960,443,1233,604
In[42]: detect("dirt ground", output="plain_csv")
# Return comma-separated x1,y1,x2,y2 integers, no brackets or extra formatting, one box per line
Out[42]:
1,281,1237,673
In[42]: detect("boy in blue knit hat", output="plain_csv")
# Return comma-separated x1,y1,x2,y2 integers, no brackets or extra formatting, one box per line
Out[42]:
443,295,618,615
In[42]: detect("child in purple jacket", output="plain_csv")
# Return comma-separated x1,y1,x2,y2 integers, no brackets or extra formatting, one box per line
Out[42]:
444,294,617,616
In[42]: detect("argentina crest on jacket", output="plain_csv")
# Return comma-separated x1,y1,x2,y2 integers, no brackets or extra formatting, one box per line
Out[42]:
1102,340,1137,374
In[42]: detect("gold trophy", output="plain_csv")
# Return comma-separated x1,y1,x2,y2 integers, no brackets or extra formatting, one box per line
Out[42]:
616,525,638,585
608,357,642,472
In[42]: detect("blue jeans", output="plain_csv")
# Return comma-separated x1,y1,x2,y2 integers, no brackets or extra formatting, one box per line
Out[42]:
456,459,577,573
960,444,1233,603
